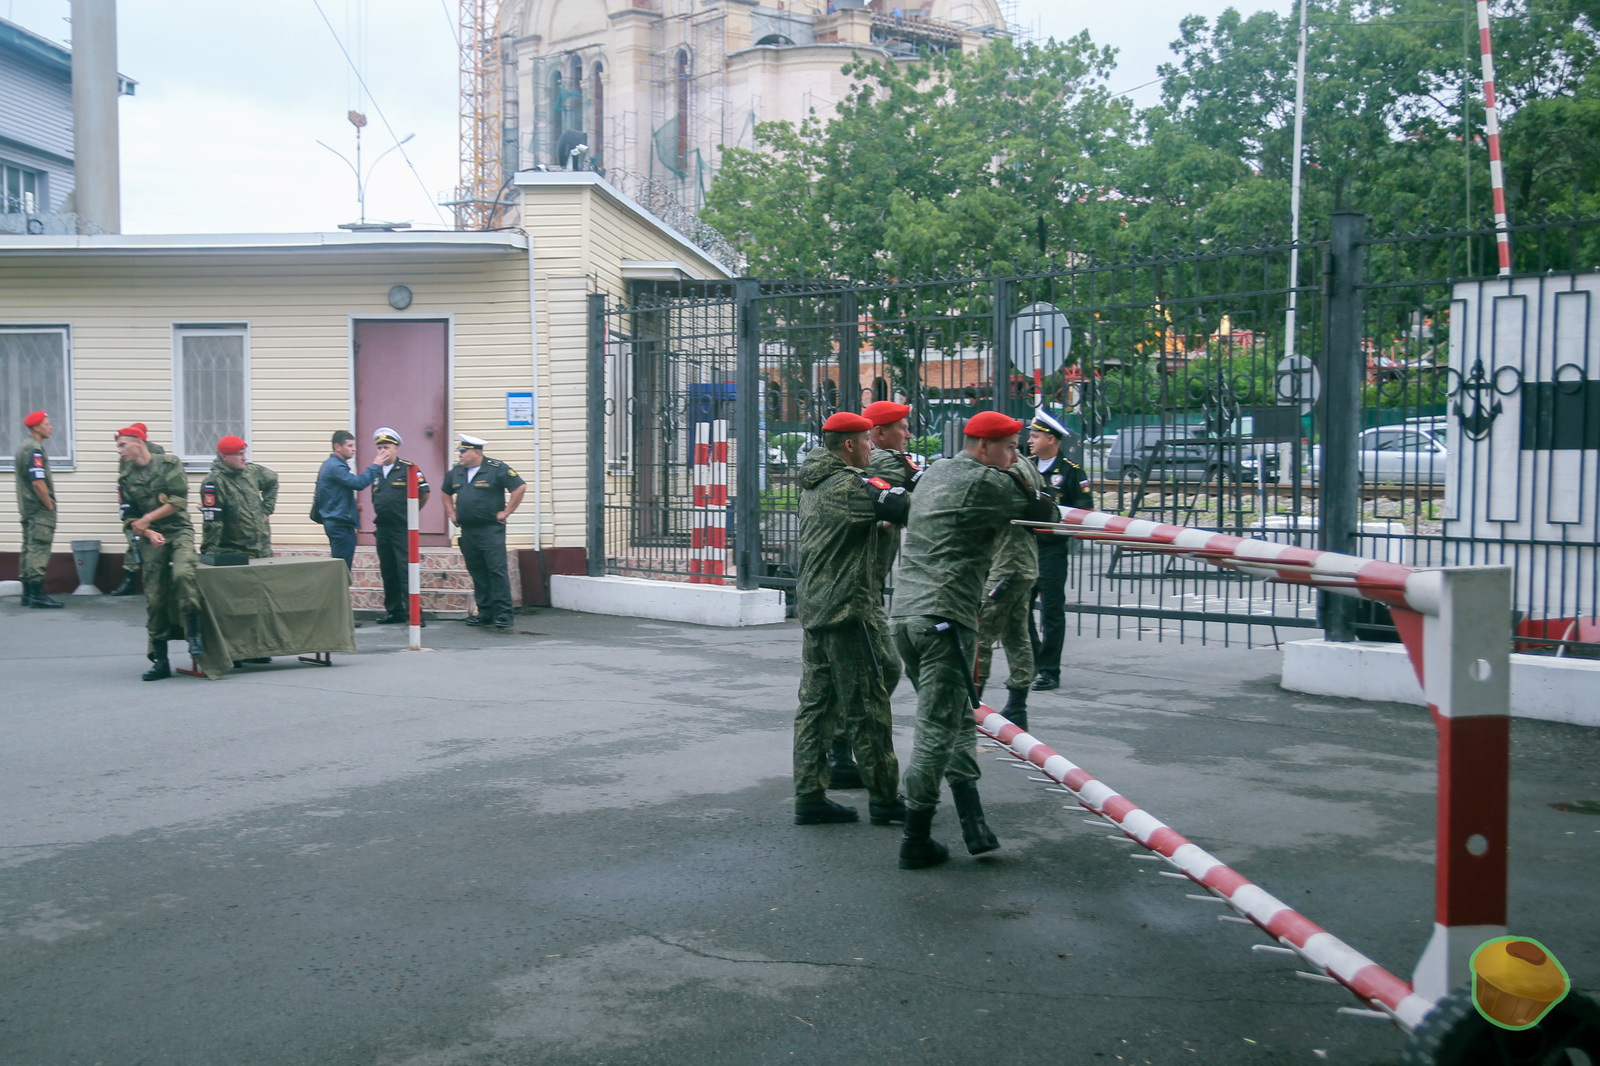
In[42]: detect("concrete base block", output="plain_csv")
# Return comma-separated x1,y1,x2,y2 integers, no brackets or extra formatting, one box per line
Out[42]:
1282,639,1600,727
550,574,786,627
0,580,21,598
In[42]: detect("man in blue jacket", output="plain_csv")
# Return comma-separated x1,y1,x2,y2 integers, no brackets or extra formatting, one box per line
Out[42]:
314,430,381,570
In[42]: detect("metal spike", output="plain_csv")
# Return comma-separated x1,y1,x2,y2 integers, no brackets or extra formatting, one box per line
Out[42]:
1251,945,1298,956
1218,915,1254,925
1185,894,1226,904
1296,971,1339,985
1159,871,1190,881
1105,835,1137,844
1129,854,1162,862
1335,1008,1392,1021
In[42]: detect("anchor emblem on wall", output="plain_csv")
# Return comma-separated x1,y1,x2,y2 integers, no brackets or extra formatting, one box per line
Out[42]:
1454,359,1502,441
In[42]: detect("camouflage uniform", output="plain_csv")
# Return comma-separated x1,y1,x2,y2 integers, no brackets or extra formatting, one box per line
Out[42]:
890,452,1054,811
118,441,166,578
200,458,276,558
794,449,904,805
120,452,200,654
976,458,1045,694
865,447,922,597
13,436,55,584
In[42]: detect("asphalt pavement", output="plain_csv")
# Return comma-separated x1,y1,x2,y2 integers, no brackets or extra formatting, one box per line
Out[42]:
2,595,1596,1066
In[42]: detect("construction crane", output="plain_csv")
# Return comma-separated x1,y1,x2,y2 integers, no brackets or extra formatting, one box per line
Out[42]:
455,0,504,230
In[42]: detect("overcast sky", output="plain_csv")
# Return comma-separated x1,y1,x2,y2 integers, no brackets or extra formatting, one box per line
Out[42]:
4,0,1290,234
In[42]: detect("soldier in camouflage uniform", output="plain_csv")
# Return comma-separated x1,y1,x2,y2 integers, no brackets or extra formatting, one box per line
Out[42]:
12,410,62,608
974,454,1046,729
111,424,164,596
200,435,276,558
116,425,205,680
820,400,925,788
889,411,1059,868
793,411,911,827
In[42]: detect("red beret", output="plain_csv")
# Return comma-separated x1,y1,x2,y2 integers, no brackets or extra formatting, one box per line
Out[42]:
862,401,911,427
217,435,248,455
963,411,1024,440
23,410,47,428
822,411,872,433
116,424,148,441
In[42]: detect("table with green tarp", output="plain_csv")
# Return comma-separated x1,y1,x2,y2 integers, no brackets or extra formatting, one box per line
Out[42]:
188,557,358,679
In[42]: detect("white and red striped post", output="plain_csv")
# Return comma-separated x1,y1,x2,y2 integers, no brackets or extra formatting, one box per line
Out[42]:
407,462,421,651
1006,510,1512,1026
689,419,729,584
1476,0,1512,277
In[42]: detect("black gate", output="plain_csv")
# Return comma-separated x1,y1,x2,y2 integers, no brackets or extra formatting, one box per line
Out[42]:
587,210,1600,651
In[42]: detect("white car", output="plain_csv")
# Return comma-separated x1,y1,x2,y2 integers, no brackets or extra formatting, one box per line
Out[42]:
1358,423,1450,486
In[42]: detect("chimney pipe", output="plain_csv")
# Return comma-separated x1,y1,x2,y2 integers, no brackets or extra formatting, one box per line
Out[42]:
70,0,121,234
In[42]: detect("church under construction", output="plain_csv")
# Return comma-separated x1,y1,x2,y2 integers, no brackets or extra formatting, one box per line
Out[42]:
489,0,1009,227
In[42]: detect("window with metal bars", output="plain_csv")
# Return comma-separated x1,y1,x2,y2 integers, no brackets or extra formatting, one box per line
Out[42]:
1,162,43,215
0,327,72,470
173,326,249,467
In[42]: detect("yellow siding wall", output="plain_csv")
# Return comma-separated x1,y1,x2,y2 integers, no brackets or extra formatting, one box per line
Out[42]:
0,247,536,552
522,178,727,551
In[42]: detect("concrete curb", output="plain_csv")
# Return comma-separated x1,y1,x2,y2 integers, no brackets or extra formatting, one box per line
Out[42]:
1282,638,1600,727
550,574,785,627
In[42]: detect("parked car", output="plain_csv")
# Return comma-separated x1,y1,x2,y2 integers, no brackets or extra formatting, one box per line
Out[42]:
1107,425,1279,484
1357,423,1450,485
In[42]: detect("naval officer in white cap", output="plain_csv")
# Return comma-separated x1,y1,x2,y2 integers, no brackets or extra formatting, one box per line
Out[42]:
441,433,526,628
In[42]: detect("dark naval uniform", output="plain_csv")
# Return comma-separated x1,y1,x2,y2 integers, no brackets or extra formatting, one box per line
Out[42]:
120,450,202,663
13,433,55,592
443,453,523,626
200,459,276,558
792,442,909,824
1030,453,1093,689
371,458,430,621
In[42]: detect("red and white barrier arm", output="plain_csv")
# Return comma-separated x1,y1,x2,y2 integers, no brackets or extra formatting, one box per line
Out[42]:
407,463,421,652
974,707,1436,1030
1476,0,1512,277
1013,508,1513,1019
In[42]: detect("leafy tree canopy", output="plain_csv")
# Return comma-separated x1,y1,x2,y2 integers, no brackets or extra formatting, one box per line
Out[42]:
704,0,1599,276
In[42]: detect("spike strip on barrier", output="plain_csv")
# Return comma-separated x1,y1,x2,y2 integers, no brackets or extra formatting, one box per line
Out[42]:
973,705,1437,1032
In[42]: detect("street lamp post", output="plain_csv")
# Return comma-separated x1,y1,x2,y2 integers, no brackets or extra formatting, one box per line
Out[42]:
317,110,414,226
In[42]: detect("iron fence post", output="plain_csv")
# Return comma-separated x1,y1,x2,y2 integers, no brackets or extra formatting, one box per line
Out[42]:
992,277,1013,415
1320,211,1365,640
735,278,762,590
841,289,861,411
586,292,606,578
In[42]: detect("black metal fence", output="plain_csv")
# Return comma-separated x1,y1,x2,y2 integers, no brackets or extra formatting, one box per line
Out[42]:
587,210,1600,652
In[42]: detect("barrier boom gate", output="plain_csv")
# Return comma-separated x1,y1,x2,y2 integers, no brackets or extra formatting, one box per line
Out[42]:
999,507,1514,1036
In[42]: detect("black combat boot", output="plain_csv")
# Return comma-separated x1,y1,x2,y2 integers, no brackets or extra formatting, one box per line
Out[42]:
794,795,859,825
27,582,63,608
18,582,35,606
950,781,1000,855
1002,688,1029,732
110,570,138,596
897,806,950,869
185,613,206,659
869,794,908,826
827,735,864,789
142,650,172,681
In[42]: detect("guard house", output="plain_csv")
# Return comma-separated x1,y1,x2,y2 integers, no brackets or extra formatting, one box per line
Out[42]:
0,173,728,610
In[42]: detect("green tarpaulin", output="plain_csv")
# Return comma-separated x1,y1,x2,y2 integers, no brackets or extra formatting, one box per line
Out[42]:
191,557,357,679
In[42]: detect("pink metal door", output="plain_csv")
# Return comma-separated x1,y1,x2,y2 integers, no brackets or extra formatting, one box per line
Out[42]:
352,319,450,545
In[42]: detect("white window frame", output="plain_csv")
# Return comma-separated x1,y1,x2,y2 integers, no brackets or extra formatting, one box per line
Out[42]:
171,323,250,471
1,161,45,215
0,325,74,471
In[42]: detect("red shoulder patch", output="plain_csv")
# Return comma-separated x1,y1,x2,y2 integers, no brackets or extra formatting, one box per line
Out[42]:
866,476,892,490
